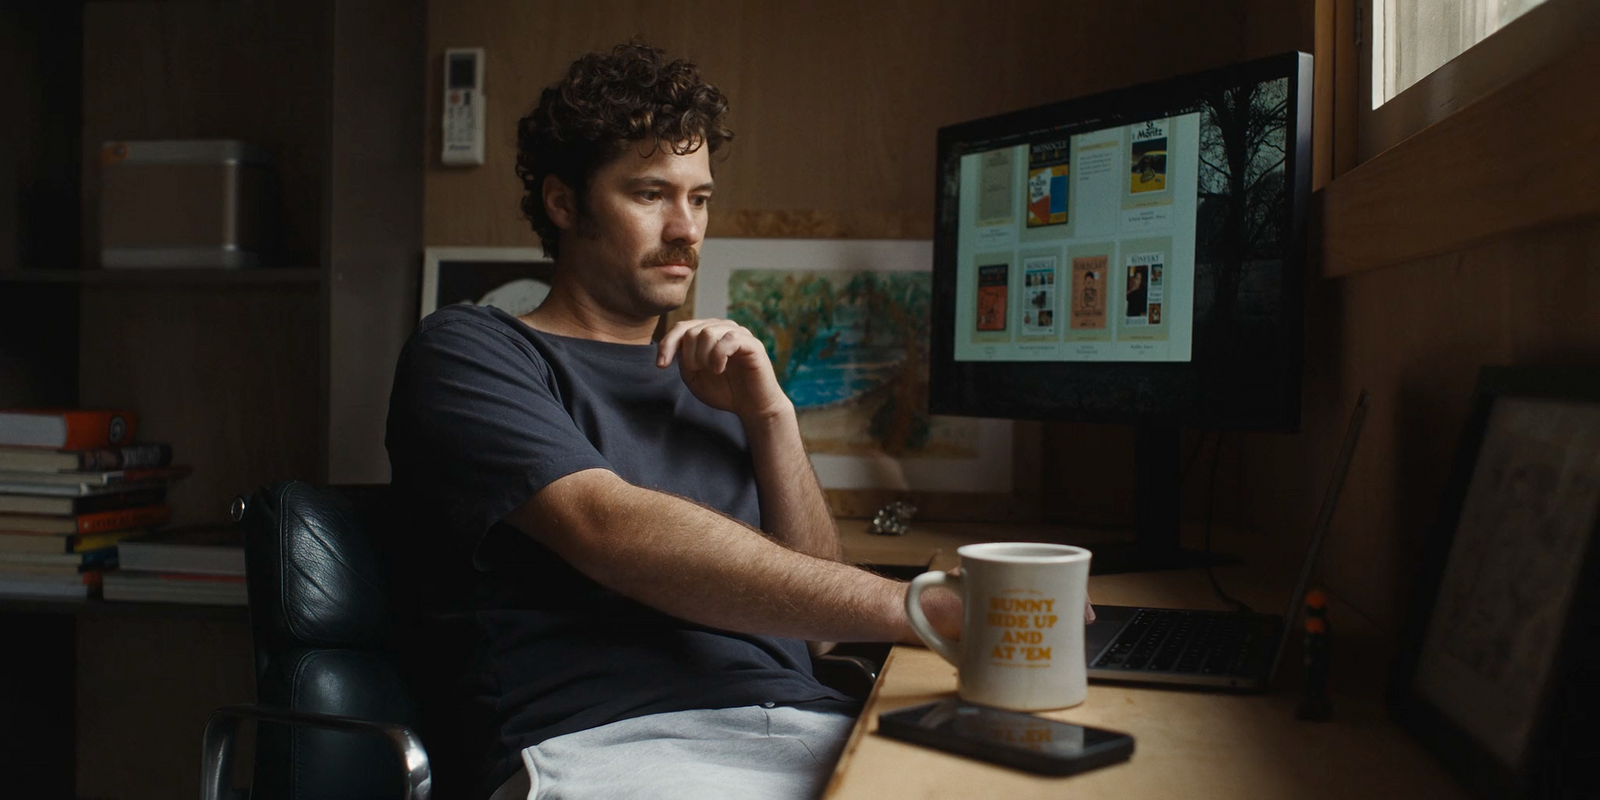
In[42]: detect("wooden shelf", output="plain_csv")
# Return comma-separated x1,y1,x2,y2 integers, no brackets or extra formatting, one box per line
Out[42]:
0,595,250,622
0,267,323,286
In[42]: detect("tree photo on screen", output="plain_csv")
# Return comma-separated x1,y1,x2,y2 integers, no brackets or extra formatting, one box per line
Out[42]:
1196,78,1289,335
1190,75,1292,414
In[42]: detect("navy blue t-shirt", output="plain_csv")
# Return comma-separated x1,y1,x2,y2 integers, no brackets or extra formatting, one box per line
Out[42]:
384,305,852,796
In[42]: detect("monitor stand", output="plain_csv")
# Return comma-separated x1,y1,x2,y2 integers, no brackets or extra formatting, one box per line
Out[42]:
1084,424,1242,575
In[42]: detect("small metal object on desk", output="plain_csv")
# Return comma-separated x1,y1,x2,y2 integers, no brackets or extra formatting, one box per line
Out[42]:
867,501,918,536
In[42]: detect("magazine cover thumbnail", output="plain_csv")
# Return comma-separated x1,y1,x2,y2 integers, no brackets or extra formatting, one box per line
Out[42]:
977,148,1016,227
1070,255,1108,330
1026,136,1071,228
976,263,1009,331
1020,257,1057,336
1124,262,1150,324
1127,251,1165,328
1129,119,1169,195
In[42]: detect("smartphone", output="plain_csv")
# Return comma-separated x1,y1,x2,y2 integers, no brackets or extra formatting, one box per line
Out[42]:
876,699,1134,776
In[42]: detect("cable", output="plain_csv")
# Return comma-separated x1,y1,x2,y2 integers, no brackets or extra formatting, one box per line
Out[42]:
1203,432,1248,611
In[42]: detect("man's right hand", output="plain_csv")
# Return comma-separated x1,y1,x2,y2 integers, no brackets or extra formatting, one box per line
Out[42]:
656,318,792,424
903,579,964,645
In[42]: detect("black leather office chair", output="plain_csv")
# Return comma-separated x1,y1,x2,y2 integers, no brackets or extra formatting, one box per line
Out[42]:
204,482,428,800
204,481,879,800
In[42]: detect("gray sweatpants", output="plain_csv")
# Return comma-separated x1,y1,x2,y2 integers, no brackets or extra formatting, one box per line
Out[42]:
489,705,857,800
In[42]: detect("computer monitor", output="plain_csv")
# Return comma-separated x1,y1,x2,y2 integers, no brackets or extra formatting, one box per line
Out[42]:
928,52,1314,571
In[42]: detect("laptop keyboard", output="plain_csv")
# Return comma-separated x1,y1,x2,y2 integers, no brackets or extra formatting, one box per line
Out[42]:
1092,609,1264,676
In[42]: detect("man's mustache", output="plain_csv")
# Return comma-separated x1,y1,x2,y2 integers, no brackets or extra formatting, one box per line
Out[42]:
642,246,699,270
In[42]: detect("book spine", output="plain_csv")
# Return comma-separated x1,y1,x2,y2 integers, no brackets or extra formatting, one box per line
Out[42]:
122,465,189,483
0,411,137,450
0,546,117,568
78,546,119,569
76,504,171,534
77,443,172,471
69,487,167,515
70,529,143,553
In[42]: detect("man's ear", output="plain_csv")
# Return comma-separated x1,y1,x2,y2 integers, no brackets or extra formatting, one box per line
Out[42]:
543,174,578,232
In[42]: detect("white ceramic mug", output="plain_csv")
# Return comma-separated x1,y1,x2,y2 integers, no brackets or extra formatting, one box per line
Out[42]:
905,542,1092,711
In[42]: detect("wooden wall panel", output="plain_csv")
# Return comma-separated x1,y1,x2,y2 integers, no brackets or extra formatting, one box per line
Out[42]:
75,614,254,800
1,4,81,271
1241,217,1600,632
78,286,322,527
424,0,1254,246
323,0,427,484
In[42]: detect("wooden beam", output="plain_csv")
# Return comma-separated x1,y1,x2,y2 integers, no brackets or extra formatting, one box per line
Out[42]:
1312,0,1335,190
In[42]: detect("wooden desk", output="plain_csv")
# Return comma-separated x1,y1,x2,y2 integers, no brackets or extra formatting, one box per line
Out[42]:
822,567,1470,799
837,518,1127,571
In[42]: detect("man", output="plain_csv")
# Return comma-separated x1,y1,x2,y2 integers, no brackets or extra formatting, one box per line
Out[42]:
1126,267,1148,319
386,43,961,800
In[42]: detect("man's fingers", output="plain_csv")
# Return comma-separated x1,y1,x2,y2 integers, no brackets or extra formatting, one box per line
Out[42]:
658,319,768,382
677,321,721,371
709,330,746,374
656,319,700,367
693,325,727,372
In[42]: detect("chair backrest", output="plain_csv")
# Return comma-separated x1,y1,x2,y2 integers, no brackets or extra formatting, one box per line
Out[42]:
239,481,418,800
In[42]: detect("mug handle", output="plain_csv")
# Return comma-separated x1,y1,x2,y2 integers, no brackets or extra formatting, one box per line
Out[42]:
906,570,963,666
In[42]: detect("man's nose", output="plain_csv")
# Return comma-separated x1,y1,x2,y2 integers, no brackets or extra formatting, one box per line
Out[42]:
663,197,702,245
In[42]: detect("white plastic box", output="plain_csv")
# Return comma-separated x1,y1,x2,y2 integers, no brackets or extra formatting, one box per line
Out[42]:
99,140,278,269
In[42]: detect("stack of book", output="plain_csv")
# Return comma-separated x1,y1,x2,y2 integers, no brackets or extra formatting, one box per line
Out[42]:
0,408,187,601
104,525,246,605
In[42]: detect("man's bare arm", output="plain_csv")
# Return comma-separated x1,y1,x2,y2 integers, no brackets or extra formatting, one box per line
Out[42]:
741,406,841,561
504,468,959,644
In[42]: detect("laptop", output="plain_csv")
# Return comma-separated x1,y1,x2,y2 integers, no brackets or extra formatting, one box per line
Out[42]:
1085,390,1370,690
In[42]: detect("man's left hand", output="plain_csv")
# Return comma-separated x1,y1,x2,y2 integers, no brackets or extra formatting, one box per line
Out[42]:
658,319,793,422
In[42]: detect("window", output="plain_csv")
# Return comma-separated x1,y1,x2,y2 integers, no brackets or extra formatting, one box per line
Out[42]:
1370,0,1549,109
1354,0,1588,162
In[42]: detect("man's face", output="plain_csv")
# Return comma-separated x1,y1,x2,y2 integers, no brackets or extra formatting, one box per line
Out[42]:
556,143,713,320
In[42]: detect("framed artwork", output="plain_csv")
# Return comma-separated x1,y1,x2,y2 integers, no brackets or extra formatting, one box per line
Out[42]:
421,246,555,319
695,239,1015,519
1391,367,1600,799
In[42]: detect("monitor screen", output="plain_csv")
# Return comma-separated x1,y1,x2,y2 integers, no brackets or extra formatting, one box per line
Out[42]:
930,53,1313,430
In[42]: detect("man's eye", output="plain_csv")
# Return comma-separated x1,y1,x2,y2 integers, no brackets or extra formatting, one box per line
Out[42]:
638,191,662,201
691,195,711,208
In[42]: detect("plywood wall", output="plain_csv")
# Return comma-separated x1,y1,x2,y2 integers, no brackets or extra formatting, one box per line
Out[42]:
1242,218,1600,633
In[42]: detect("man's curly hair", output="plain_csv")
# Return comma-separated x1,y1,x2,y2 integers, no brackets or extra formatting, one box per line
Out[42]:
516,43,733,259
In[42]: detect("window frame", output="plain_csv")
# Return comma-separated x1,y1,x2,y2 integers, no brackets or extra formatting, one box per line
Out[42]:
1353,0,1593,164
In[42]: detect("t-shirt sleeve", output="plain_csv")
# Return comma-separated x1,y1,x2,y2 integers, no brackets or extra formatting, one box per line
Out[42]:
386,316,612,559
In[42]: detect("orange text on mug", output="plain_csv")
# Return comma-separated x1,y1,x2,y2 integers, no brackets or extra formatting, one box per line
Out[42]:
987,594,1060,664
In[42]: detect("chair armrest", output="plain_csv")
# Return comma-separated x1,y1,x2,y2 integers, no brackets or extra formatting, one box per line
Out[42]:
201,704,431,800
811,653,881,700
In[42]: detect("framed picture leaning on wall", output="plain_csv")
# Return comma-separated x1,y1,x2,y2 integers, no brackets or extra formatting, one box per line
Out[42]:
1391,366,1600,799
420,246,555,320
